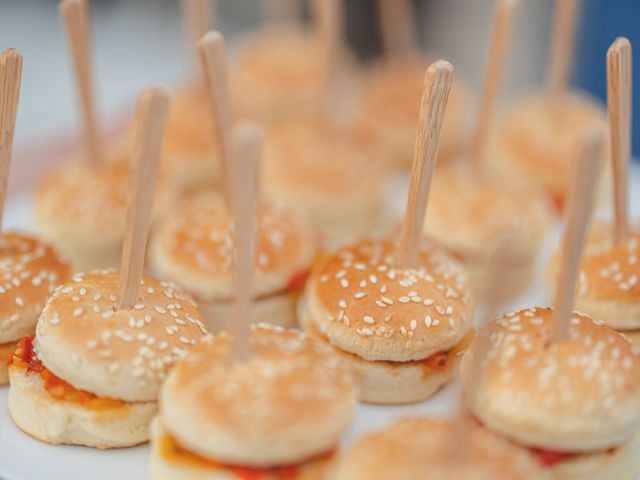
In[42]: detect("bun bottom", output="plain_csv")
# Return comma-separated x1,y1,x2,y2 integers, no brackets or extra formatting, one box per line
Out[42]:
149,419,332,480
197,290,299,333
8,366,156,448
545,429,640,480
0,340,18,385
302,307,470,405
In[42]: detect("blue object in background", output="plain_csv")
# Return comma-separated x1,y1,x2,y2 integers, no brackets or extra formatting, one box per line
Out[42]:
574,0,639,158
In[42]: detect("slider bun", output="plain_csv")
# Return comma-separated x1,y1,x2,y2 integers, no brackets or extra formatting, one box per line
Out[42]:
461,307,640,452
160,325,356,468
35,271,207,402
424,163,551,263
0,232,69,344
149,191,316,302
305,238,473,362
489,91,607,201
549,225,640,330
333,417,546,480
8,365,156,448
357,55,471,168
34,151,174,272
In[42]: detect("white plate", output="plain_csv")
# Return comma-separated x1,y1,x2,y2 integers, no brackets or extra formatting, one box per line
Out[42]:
0,168,638,480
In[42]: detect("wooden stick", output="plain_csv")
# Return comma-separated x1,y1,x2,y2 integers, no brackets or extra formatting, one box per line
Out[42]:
228,123,262,362
398,60,454,267
552,128,604,343
377,0,416,59
198,30,233,204
116,87,171,310
59,0,102,168
313,0,343,122
547,0,581,98
607,37,632,243
181,0,214,72
470,0,518,174
0,49,22,230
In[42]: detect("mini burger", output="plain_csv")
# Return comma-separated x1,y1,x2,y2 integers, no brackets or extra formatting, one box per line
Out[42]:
7,271,208,448
461,307,640,479
300,237,474,404
0,233,69,384
333,417,547,480
149,191,317,332
149,324,356,479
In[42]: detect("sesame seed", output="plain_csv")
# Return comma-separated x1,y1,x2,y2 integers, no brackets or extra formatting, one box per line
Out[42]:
14,297,24,307
363,315,375,325
354,292,367,299
338,300,347,309
340,278,349,288
73,307,83,317
398,296,410,303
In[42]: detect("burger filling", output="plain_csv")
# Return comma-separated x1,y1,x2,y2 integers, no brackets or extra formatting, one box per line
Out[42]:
158,430,334,479
8,336,126,410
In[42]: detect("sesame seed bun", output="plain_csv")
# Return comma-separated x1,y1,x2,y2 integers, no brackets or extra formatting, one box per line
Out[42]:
232,26,325,123
263,118,388,246
356,56,471,169
160,324,356,467
162,84,222,192
461,307,640,452
35,271,208,402
304,238,473,362
149,419,335,480
424,163,551,265
0,232,70,345
333,417,547,480
34,152,175,272
549,225,640,331
488,91,608,209
8,364,156,448
149,191,316,304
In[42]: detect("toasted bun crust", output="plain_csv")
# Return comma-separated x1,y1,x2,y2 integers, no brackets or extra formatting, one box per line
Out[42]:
160,324,356,467
0,233,70,344
34,152,174,272
35,271,207,402
149,419,333,480
461,307,640,452
304,238,473,361
303,308,471,404
333,417,546,480
424,163,551,263
163,84,221,191
149,191,316,301
549,225,640,330
489,91,607,198
357,56,471,167
233,26,325,122
8,365,156,448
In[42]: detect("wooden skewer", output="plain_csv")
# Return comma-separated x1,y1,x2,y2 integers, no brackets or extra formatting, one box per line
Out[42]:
607,37,632,243
181,0,214,72
116,87,171,310
552,128,604,343
228,123,262,362
313,0,343,123
398,60,454,267
470,0,518,174
0,49,22,230
376,0,416,59
59,0,102,168
198,30,233,204
547,0,581,99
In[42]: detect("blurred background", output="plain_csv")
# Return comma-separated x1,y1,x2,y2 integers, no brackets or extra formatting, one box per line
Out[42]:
0,0,637,191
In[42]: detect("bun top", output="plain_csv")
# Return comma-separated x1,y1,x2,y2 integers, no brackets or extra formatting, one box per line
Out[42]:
461,307,640,452
264,118,387,202
149,191,316,301
424,164,551,261
491,91,607,195
0,233,70,343
333,417,545,480
305,238,473,361
35,271,207,402
160,324,356,467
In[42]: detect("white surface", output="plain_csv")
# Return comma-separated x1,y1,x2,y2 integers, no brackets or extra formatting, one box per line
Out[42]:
0,168,639,479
